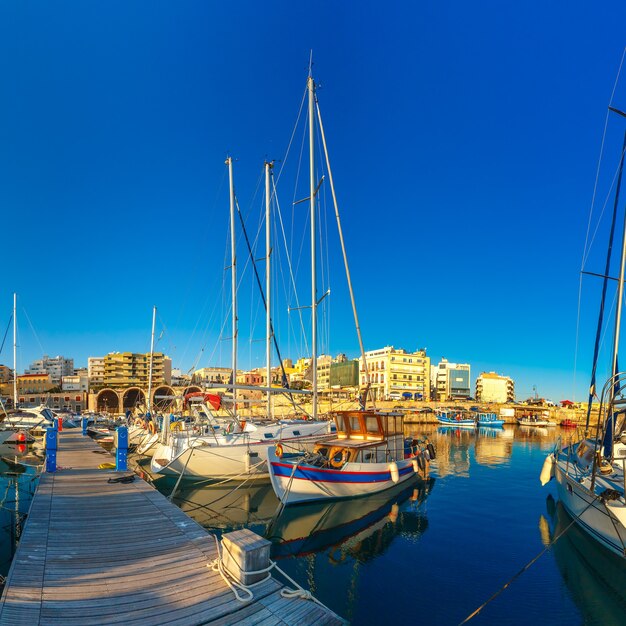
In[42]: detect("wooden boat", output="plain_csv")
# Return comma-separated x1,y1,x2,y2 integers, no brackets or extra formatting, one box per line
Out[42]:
518,415,555,427
435,408,475,427
475,412,505,427
559,418,577,428
267,410,432,505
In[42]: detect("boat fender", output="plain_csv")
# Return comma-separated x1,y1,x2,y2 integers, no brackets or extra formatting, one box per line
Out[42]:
427,443,436,460
411,458,419,473
423,449,430,462
416,453,426,471
539,454,554,486
389,503,399,523
147,421,157,435
275,443,284,458
389,461,399,483
170,421,184,432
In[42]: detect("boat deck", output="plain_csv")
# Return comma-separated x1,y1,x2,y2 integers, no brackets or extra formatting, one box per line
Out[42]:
0,430,344,625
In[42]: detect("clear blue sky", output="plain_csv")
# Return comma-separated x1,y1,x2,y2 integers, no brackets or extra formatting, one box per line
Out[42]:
1,1,626,401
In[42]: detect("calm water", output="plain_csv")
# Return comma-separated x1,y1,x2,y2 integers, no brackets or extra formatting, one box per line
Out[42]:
3,427,626,624
146,424,626,625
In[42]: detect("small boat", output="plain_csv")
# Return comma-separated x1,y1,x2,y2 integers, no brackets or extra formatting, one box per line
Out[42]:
559,418,577,428
435,408,476,427
267,410,432,505
518,415,555,427
475,412,505,427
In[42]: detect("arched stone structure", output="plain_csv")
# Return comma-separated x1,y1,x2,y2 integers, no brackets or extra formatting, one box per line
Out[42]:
96,388,121,414
182,385,202,397
152,385,176,411
122,387,146,413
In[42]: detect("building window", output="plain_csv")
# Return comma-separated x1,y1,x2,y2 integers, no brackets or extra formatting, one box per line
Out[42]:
381,374,384,383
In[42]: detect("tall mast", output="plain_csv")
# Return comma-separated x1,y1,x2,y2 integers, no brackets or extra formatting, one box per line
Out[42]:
147,305,156,415
227,156,238,417
612,179,626,388
265,161,273,418
308,75,318,420
13,293,17,409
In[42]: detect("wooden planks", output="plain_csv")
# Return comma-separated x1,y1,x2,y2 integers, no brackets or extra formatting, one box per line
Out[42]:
0,431,344,625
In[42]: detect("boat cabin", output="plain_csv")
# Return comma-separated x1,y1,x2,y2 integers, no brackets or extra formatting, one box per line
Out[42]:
312,410,406,468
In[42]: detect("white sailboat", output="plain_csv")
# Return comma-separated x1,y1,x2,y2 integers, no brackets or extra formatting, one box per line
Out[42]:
150,155,334,481
541,109,626,558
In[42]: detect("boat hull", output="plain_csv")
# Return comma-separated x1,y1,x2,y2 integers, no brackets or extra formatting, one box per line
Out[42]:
268,449,419,504
553,452,626,558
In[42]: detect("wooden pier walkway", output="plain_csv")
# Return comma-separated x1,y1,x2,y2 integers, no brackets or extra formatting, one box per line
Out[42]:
0,430,344,625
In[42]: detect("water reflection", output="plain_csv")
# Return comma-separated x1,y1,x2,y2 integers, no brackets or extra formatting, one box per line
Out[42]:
268,476,434,559
543,495,626,625
0,444,38,581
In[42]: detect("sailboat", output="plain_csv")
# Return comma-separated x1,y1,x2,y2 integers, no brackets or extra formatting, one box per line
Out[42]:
150,155,335,481
267,73,433,505
540,108,626,558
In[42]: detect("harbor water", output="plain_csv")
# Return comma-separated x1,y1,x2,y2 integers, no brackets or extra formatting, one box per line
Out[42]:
3,426,626,624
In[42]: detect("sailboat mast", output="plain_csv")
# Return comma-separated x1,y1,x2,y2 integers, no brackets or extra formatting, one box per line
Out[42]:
13,292,17,409
308,76,318,420
611,200,626,387
227,157,238,418
147,305,156,415
265,161,273,418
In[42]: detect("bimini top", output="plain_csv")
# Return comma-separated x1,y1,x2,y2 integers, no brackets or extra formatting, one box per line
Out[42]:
330,410,404,441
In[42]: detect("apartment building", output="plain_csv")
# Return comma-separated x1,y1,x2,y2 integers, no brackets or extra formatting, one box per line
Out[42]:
475,372,515,403
26,355,74,384
431,358,471,401
88,357,105,388
103,352,172,388
359,346,431,401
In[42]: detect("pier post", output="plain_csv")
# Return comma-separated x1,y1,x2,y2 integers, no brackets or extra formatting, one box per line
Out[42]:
45,427,58,473
115,426,128,471
82,417,88,436
221,529,271,586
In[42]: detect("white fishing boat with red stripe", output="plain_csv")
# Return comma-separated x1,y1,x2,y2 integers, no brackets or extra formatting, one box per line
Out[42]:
268,410,433,505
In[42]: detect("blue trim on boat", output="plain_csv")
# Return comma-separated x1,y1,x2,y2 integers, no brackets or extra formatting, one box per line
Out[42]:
271,461,414,483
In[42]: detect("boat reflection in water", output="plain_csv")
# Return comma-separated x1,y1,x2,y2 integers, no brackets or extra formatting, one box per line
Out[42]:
542,495,626,625
267,476,434,559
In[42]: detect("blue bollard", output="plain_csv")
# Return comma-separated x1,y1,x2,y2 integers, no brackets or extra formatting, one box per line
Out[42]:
115,426,129,471
45,427,58,473
82,417,88,436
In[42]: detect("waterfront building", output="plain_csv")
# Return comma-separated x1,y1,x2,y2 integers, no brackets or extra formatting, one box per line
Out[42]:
475,372,515,403
193,366,233,386
431,358,471,401
329,359,359,389
16,373,55,394
62,373,89,392
171,368,192,387
88,357,105,389
103,352,172,388
0,365,12,384
358,346,431,401
26,355,74,385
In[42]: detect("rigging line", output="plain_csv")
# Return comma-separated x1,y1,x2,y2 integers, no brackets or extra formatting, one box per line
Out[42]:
234,188,296,405
20,306,45,356
272,176,310,355
581,47,626,270
583,144,626,269
0,316,12,357
459,498,596,625
274,85,308,187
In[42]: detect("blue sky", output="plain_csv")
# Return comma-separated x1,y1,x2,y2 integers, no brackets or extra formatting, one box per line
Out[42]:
1,1,626,401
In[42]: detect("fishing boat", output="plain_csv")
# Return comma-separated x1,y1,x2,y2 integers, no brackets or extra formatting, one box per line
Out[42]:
475,412,505,427
559,418,578,428
435,408,476,427
518,414,554,427
540,105,626,558
267,410,432,505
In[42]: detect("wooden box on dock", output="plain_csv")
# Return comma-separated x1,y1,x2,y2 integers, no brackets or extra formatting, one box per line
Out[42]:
221,529,271,586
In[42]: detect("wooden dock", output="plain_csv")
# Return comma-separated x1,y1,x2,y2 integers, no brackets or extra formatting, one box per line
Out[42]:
0,430,344,625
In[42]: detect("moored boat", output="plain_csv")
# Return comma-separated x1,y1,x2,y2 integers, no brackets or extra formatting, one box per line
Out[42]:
435,408,476,427
267,410,432,505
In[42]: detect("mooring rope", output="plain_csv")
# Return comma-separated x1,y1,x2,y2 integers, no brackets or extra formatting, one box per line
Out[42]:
459,497,597,624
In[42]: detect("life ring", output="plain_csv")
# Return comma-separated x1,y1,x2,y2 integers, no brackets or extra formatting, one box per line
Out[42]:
147,421,157,435
275,443,284,458
170,421,184,432
330,449,348,469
